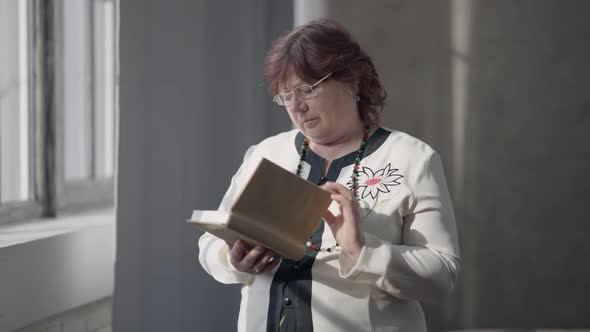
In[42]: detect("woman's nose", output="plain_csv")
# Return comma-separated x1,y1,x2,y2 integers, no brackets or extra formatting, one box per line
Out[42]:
293,99,308,113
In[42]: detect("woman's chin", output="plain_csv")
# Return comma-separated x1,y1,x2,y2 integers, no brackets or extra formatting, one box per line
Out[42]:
301,126,320,138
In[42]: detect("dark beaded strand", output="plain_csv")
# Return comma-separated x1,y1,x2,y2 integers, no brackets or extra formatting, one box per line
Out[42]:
296,126,370,252
295,138,310,177
350,130,369,200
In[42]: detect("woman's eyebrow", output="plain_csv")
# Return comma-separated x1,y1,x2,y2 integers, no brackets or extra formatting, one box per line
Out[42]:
281,80,304,92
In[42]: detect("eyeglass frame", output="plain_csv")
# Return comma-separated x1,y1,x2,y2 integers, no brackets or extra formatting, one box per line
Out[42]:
272,72,334,107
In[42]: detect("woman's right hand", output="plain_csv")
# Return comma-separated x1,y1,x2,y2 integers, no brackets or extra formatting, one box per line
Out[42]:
227,240,280,274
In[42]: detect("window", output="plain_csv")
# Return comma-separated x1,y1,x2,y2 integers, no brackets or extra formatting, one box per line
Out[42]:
0,0,118,224
0,0,32,205
0,0,39,224
58,0,118,212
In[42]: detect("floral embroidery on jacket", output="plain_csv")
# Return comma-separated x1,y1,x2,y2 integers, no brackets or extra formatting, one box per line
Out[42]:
348,163,404,200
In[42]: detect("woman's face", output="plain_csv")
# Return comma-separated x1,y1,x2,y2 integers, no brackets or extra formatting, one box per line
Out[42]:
280,73,363,144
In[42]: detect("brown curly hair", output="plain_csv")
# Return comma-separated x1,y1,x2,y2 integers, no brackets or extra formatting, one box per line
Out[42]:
264,19,387,126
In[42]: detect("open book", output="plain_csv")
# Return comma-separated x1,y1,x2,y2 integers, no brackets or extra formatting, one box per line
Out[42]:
187,158,332,260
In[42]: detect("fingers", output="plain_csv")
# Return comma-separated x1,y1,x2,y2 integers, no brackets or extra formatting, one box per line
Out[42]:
321,182,357,210
229,240,257,269
260,254,280,272
329,193,353,204
228,240,249,264
329,193,359,221
228,240,279,274
240,245,265,271
320,182,360,226
254,251,277,273
321,182,354,200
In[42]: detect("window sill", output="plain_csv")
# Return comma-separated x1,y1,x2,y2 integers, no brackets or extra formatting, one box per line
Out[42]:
0,208,115,331
0,208,114,248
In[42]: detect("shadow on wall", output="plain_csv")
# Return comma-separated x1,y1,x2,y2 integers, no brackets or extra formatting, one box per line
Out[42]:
457,0,590,329
443,330,590,332
317,0,590,330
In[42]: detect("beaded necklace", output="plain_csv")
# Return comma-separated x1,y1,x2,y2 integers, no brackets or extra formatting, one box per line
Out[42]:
296,126,370,252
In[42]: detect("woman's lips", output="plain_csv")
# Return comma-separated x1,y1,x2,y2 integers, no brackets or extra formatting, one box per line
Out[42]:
303,117,319,126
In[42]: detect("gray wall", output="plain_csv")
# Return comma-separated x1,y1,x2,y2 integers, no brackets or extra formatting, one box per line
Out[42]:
460,1,590,329
304,0,590,330
114,1,292,331
116,0,590,331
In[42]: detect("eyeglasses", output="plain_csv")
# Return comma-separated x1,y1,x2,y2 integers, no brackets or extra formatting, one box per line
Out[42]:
273,72,333,107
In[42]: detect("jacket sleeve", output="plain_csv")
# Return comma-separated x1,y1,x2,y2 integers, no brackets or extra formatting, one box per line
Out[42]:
197,145,257,285
338,151,462,301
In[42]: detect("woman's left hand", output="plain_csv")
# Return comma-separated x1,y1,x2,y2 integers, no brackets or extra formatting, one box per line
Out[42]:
320,182,365,260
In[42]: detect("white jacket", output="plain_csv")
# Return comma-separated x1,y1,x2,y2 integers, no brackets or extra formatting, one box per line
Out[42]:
198,128,461,332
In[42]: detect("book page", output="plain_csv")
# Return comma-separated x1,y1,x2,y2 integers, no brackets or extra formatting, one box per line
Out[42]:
189,210,230,225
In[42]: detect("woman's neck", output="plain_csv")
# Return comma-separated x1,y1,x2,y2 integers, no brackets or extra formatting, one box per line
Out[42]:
309,124,377,161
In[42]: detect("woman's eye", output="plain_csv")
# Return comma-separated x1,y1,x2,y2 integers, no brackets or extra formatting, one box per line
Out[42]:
297,86,313,95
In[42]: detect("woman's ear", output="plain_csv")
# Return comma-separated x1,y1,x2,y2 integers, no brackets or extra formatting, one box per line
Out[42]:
349,80,360,96
345,81,359,99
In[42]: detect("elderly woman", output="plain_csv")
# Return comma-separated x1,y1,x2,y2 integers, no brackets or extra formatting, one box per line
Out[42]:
198,19,461,332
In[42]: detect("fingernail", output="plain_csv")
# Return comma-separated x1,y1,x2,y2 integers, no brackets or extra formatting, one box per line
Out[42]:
268,257,274,263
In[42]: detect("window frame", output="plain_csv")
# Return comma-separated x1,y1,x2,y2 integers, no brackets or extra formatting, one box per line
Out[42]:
54,0,117,215
0,0,118,225
0,0,43,224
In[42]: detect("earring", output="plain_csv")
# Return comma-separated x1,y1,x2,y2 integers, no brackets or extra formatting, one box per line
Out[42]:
348,89,360,102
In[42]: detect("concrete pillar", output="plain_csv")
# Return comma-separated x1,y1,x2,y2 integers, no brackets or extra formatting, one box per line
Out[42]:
114,1,292,331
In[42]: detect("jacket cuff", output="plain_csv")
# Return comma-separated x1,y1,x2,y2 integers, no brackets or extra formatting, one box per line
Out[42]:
338,233,381,279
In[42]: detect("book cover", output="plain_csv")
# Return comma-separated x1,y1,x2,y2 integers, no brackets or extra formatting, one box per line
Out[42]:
188,158,332,260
